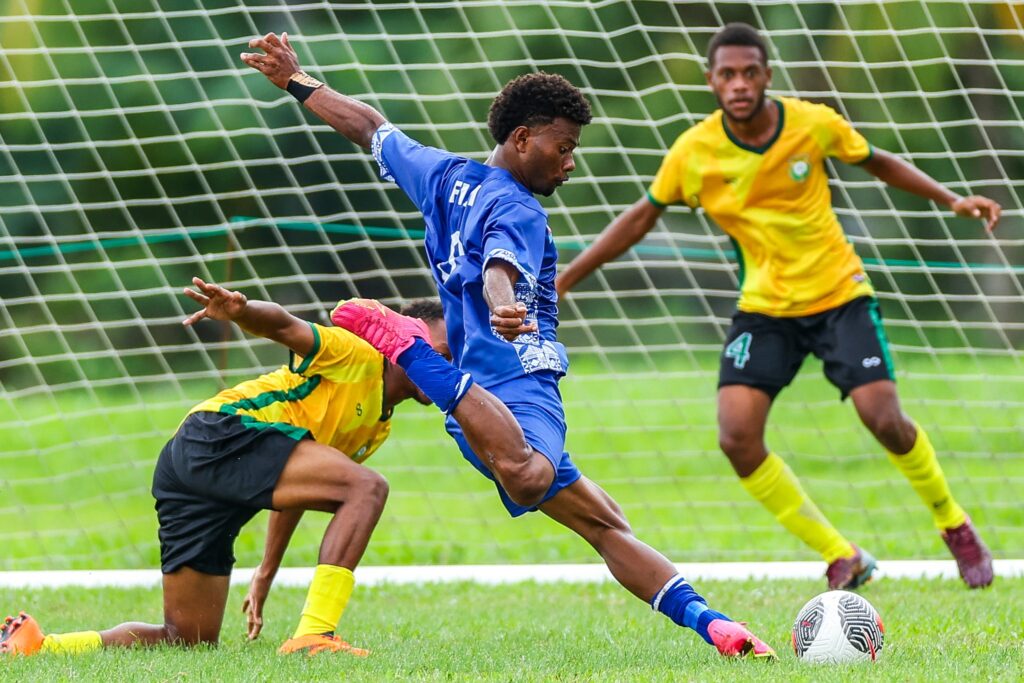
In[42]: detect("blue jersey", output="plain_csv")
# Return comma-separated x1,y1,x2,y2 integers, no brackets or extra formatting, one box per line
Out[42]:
372,123,568,388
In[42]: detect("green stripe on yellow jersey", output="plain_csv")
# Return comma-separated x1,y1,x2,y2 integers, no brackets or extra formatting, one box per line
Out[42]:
189,323,391,462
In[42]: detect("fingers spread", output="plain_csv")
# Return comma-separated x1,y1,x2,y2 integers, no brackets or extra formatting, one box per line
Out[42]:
248,37,272,53
196,279,227,298
182,287,208,305
240,54,267,72
987,201,1001,225
986,206,1001,232
182,309,208,327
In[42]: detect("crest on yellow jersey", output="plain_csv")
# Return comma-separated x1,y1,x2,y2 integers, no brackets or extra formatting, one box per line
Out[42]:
788,155,811,182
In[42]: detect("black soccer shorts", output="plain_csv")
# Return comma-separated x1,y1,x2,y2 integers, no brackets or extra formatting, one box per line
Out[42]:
717,296,895,400
151,411,308,575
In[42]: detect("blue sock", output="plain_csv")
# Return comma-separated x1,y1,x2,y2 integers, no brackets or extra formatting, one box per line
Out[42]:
651,575,731,645
396,338,474,415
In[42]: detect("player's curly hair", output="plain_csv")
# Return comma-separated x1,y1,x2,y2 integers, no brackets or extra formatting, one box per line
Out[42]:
399,298,444,323
487,72,592,144
707,22,768,66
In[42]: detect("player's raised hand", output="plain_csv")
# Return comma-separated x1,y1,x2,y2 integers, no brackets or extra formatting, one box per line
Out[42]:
490,302,537,342
182,277,248,326
952,195,1002,233
240,31,301,89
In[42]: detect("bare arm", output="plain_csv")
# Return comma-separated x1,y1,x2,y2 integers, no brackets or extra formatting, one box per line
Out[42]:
555,197,665,296
860,148,1002,232
182,277,315,357
304,89,385,150
240,32,384,149
484,260,537,342
242,509,304,640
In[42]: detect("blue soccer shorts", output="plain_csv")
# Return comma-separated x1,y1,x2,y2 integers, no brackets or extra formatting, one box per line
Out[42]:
445,371,582,517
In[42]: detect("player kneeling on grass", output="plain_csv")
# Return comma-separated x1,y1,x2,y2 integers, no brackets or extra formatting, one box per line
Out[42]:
0,278,446,658
238,30,775,659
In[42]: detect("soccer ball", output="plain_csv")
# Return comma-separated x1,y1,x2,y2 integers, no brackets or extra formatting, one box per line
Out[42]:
792,590,884,663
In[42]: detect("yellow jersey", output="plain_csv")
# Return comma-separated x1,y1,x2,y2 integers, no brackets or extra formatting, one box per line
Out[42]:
648,96,875,317
189,323,391,463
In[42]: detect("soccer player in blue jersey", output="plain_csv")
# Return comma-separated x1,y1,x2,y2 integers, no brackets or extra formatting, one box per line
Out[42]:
242,32,775,659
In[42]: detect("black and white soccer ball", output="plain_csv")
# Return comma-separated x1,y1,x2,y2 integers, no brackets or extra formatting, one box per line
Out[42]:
792,590,884,663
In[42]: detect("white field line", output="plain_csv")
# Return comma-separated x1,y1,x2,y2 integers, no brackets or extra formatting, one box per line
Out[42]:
1,560,1022,589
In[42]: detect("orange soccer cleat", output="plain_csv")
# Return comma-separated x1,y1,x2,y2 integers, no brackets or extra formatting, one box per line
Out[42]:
278,633,370,657
0,612,45,656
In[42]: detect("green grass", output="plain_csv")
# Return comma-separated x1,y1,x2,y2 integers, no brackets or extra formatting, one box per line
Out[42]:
1,353,1022,570
3,578,1022,681
2,354,1020,678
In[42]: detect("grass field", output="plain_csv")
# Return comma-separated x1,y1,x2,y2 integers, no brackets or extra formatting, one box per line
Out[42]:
1,352,1021,571
3,578,1022,681
2,347,1021,679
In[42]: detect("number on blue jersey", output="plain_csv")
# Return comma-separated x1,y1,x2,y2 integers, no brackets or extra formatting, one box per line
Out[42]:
437,230,465,284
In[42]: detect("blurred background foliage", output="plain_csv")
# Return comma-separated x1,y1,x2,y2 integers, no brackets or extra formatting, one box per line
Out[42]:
1,1,1021,571
0,0,1021,389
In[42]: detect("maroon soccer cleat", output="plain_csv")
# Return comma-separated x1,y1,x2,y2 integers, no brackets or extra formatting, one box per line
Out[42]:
941,518,993,588
707,620,777,660
330,298,431,363
0,612,45,656
826,545,877,590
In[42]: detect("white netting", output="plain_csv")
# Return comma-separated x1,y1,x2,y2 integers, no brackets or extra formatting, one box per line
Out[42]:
0,1,1021,571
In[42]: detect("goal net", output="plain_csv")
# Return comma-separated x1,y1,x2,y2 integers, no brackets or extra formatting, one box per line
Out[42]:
1,1,1021,572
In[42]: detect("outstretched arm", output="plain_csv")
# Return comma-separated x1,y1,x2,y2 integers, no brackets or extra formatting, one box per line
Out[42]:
182,277,315,357
555,197,665,296
860,148,1002,232
240,32,384,149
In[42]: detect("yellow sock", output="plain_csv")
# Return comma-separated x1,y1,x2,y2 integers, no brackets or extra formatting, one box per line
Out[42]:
293,564,355,639
41,631,102,654
886,423,966,530
741,452,855,563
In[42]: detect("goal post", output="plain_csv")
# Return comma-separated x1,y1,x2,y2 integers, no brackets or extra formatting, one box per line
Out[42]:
0,1,1021,572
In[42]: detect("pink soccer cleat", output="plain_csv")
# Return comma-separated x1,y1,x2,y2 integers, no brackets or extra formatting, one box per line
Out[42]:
707,619,777,660
942,518,994,588
330,298,431,363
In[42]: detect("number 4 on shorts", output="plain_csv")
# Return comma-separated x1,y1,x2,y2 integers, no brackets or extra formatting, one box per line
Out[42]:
725,332,752,369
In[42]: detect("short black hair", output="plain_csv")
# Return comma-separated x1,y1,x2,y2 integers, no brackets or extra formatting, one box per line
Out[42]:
707,22,768,66
399,298,444,323
487,72,592,144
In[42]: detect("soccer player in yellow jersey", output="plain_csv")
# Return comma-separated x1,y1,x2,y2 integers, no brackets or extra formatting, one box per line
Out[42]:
1,278,447,657
557,23,1001,590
